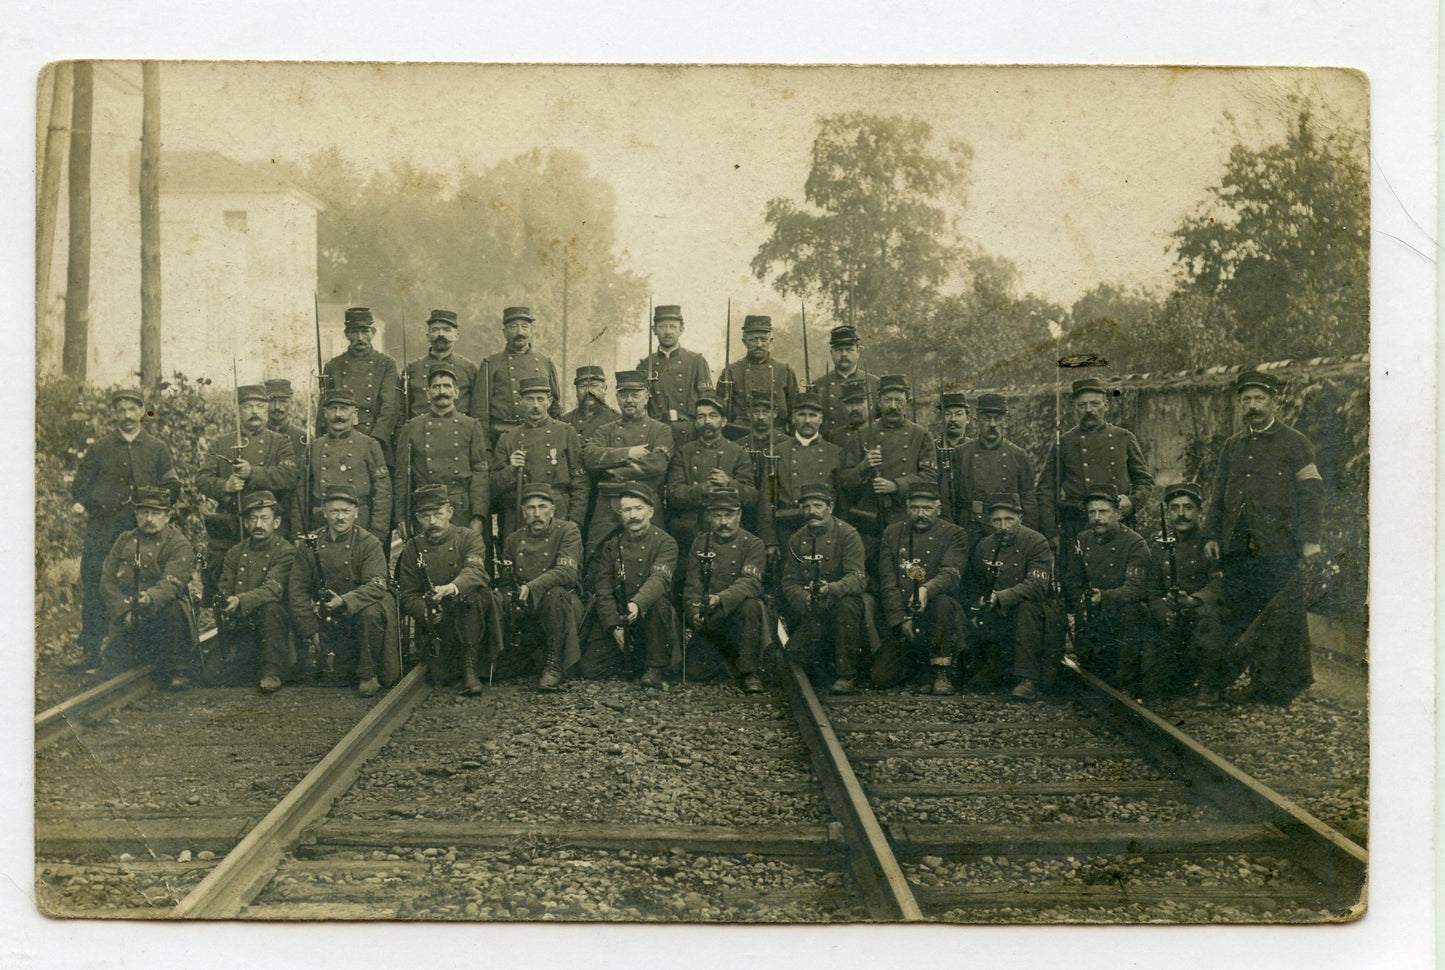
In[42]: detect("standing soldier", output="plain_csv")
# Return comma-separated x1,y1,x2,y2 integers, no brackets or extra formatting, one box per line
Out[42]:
780,483,872,694
582,371,675,551
961,493,1054,701
1064,485,1152,694
477,306,563,446
664,393,756,556
306,388,391,543
393,361,490,538
869,482,970,694
1148,482,1227,705
70,388,180,670
196,383,299,598
490,376,587,539
761,390,842,562
812,325,879,436
716,315,801,432
318,307,402,466
681,486,769,693
288,484,400,697
265,378,309,535
951,393,1038,545
397,485,496,695
637,304,712,447
99,487,197,689
579,484,679,688
499,484,585,691
402,309,480,419
838,375,937,558
215,490,296,692
1205,370,1325,707
562,365,618,441
738,389,790,537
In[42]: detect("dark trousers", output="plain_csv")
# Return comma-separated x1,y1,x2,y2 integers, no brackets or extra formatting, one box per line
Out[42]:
493,586,582,679
1147,602,1232,697
683,598,769,682
785,594,868,681
870,593,966,687
115,601,195,677
79,515,132,654
320,601,398,685
1075,604,1144,694
211,601,294,684
412,594,490,684
1222,552,1312,699
578,601,678,679
963,599,1048,687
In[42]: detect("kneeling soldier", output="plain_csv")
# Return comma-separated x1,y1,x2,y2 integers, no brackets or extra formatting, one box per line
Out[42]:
498,483,585,690
216,490,297,691
1064,485,1152,694
961,493,1053,701
289,484,401,697
100,487,199,689
398,484,496,694
1148,482,1228,705
682,486,769,692
869,482,969,694
780,483,871,694
580,483,679,688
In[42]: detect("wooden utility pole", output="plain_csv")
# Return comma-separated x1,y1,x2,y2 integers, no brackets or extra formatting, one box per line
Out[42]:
61,61,93,380
36,64,72,336
139,62,163,386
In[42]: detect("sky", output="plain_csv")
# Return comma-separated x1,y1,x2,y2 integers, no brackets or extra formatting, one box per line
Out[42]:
110,62,1368,366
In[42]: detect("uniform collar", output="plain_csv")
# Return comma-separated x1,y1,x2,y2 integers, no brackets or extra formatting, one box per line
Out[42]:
794,431,820,447
248,532,281,551
1246,417,1280,436
116,428,142,444
655,345,681,359
429,405,457,418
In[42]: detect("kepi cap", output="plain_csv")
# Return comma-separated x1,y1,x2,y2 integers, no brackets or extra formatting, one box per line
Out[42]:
574,365,605,384
792,390,823,413
1235,369,1280,395
741,315,772,334
1163,482,1205,506
1082,484,1120,506
412,483,450,512
653,305,683,323
703,485,743,511
241,490,279,514
520,483,556,505
976,393,1008,414
798,482,834,503
264,379,293,399
502,306,534,325
906,481,940,501
343,307,374,329
518,376,551,395
829,325,860,347
427,309,458,327
426,360,458,383
322,484,360,506
1071,377,1107,398
938,392,969,410
131,486,171,511
322,387,357,408
617,482,656,507
986,492,1023,514
615,370,647,391
111,388,144,407
878,374,910,395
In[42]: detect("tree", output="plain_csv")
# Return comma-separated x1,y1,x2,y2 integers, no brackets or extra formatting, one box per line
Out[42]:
1170,103,1368,360
751,113,972,345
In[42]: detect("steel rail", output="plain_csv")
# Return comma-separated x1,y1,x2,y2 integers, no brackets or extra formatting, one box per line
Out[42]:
173,664,430,919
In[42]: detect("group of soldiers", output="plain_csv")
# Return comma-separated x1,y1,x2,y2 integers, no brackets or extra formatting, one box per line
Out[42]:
68,302,1326,708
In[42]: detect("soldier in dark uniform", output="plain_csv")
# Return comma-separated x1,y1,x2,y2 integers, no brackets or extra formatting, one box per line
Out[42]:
869,482,970,694
499,483,585,691
582,371,675,551
1148,482,1228,705
397,485,496,695
265,378,310,536
761,390,842,563
71,388,180,670
580,483,679,687
738,389,789,538
99,487,197,689
491,375,587,539
196,383,299,599
812,325,879,436
664,393,756,557
478,306,563,447
681,486,769,692
216,490,296,692
837,375,937,559
318,307,402,466
1204,370,1325,706
563,365,618,441
822,378,871,447
402,308,480,420
306,388,391,543
289,484,401,697
637,304,712,448
951,393,1039,545
716,315,801,432
780,483,871,694
393,361,490,538
1064,485,1152,694
961,493,1054,701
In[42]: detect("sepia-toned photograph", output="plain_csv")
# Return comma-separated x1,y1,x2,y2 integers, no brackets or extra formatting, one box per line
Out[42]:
34,62,1370,926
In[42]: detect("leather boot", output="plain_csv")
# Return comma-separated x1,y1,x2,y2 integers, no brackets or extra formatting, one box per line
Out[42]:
461,661,483,696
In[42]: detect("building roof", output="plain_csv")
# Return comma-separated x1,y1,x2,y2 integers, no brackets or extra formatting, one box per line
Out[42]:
129,150,325,211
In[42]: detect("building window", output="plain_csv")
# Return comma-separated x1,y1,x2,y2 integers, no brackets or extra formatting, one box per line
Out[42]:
224,210,248,233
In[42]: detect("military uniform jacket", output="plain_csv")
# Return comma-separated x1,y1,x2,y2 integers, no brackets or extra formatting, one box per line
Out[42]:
879,518,968,628
220,533,296,617
503,519,583,598
684,529,766,618
718,357,801,428
398,525,490,620
1206,420,1324,558
1037,423,1154,535
491,418,587,522
479,348,563,431
637,347,712,425
950,437,1039,531
394,410,490,526
964,525,1052,612
196,429,299,516
563,402,619,442
320,348,403,446
100,524,196,620
761,435,843,545
1064,525,1152,610
270,420,309,468
813,369,879,434
592,525,678,628
403,351,480,419
72,430,180,525
1148,528,1224,609
307,431,391,532
781,517,868,616
665,438,758,520
583,416,675,491
837,420,938,518
288,527,392,639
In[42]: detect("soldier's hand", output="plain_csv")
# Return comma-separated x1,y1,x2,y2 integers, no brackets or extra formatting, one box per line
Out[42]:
225,474,247,493
433,583,459,600
136,591,152,608
1203,539,1220,560
899,619,914,639
916,586,929,611
325,592,344,611
1301,542,1323,561
518,584,531,604
766,545,781,563
1089,589,1103,607
988,591,999,609
1049,535,1061,554
626,445,650,460
706,594,721,612
612,626,627,650
625,602,641,623
815,582,831,602
871,477,898,494
509,449,528,468
1117,494,1133,517
864,446,883,469
71,502,86,516
469,516,486,534
707,469,730,488
222,595,240,614
234,459,252,479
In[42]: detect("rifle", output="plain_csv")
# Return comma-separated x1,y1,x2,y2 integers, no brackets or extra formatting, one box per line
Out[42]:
799,532,826,616
902,529,926,643
400,305,411,423
299,372,314,536
970,530,1006,629
800,301,812,393
227,355,248,538
613,534,635,661
488,514,519,682
934,361,955,523
683,531,714,686
645,296,661,407
413,545,448,661
313,291,327,438
302,531,339,673
717,300,734,420
1072,534,1096,641
1156,497,1190,627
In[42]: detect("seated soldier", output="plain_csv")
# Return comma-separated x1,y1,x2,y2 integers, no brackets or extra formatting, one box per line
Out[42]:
579,483,679,688
397,484,497,695
1064,485,1152,694
288,484,401,697
1148,482,1229,706
869,482,969,694
215,490,297,692
99,487,199,689
681,485,769,693
960,493,1053,701
779,483,871,694
496,483,585,691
